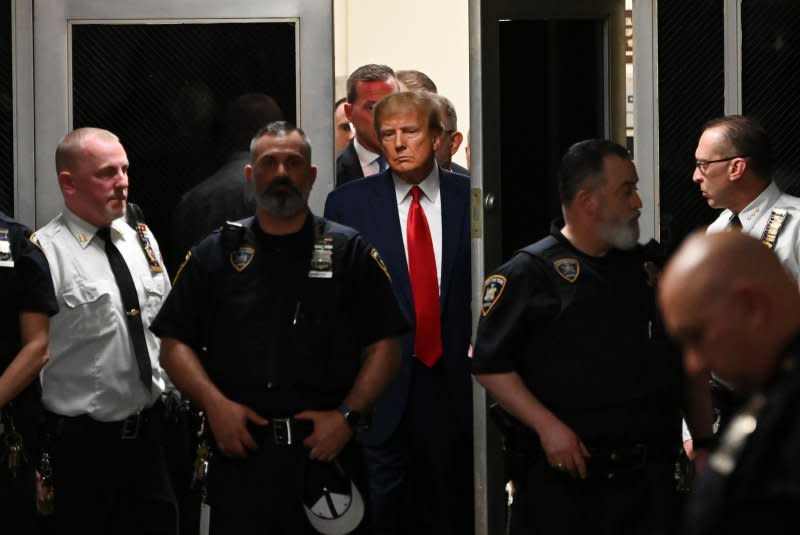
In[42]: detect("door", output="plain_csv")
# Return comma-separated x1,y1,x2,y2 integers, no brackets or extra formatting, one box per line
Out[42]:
470,1,627,533
33,0,333,269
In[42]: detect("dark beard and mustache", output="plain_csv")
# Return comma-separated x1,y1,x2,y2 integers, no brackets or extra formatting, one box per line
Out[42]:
254,176,308,217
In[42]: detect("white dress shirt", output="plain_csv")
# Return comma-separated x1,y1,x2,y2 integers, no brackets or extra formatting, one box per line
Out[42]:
35,208,171,421
353,137,384,178
393,165,443,289
708,181,800,283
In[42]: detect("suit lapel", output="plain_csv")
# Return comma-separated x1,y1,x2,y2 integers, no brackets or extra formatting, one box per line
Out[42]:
439,170,468,307
369,172,413,312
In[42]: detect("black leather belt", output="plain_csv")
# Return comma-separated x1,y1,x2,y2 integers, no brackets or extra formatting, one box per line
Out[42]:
250,418,313,446
47,401,161,440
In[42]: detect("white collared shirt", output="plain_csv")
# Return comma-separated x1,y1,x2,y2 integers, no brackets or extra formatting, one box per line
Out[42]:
34,208,171,421
393,165,443,289
353,137,384,178
708,181,800,284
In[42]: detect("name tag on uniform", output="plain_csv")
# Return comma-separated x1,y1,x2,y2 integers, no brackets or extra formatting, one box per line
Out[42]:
309,237,333,279
0,230,13,268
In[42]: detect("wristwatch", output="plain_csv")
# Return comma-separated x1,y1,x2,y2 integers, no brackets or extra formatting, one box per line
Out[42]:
337,403,362,430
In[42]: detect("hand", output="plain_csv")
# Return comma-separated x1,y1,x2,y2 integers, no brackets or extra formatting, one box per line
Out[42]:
294,409,353,462
538,416,590,479
205,397,268,458
683,438,695,459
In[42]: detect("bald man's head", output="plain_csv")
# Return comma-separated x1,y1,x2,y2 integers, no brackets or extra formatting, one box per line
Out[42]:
659,231,800,391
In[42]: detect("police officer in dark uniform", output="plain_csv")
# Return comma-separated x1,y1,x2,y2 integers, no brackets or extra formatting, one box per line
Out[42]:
151,121,407,534
659,230,800,534
0,210,57,532
472,140,712,534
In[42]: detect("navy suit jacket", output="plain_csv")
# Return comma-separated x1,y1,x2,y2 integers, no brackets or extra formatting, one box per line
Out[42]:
324,168,472,446
335,140,364,187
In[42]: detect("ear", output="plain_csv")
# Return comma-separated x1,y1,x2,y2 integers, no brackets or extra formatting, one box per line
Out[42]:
732,283,769,332
728,157,748,182
450,131,464,156
575,188,598,215
58,171,76,195
310,165,318,185
344,102,353,122
244,164,254,185
432,131,442,152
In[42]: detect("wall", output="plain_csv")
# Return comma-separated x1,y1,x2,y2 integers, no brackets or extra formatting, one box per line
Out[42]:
334,0,471,168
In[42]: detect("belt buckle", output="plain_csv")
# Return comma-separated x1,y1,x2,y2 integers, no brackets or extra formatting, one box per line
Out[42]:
272,418,293,446
120,413,141,440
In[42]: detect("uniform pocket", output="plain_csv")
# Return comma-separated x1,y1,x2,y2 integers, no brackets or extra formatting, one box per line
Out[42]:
60,279,117,337
140,275,167,325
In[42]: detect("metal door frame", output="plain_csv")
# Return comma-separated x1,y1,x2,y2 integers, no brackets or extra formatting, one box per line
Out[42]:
31,0,333,225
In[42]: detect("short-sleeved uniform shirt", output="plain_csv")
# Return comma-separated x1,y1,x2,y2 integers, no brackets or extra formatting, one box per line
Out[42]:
0,211,58,439
151,213,408,417
0,211,58,375
472,223,682,443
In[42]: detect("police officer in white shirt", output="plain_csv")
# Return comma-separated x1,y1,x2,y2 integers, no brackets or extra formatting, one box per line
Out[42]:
34,127,177,534
684,115,800,460
693,115,800,279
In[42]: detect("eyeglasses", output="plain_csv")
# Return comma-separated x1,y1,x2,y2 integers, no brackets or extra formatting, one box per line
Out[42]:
694,155,749,173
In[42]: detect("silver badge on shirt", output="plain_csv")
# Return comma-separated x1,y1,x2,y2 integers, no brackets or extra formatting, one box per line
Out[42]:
309,237,334,279
0,229,14,268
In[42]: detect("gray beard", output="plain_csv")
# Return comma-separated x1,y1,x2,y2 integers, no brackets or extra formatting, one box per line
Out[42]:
255,189,306,217
598,218,640,250
253,176,308,217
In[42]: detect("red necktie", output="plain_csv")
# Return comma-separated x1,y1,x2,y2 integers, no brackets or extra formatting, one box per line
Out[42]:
407,186,442,367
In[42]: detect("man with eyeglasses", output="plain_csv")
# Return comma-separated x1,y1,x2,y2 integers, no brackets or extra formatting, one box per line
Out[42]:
693,115,800,277
686,115,800,457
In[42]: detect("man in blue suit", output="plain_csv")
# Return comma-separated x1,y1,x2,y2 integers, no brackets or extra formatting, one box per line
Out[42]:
325,91,473,534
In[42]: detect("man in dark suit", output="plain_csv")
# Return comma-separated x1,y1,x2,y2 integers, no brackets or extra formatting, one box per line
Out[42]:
325,91,473,534
336,64,399,187
170,93,283,271
432,94,469,176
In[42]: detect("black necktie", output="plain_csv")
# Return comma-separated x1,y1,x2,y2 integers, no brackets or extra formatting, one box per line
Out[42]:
96,227,153,390
729,213,743,230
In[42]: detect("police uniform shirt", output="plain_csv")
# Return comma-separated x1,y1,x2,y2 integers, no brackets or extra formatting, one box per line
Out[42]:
34,208,171,421
150,213,408,417
708,181,800,282
472,222,681,442
0,211,58,394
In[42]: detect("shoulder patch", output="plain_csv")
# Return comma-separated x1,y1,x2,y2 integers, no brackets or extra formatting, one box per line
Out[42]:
370,247,392,282
481,274,507,317
553,258,580,283
230,246,255,272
